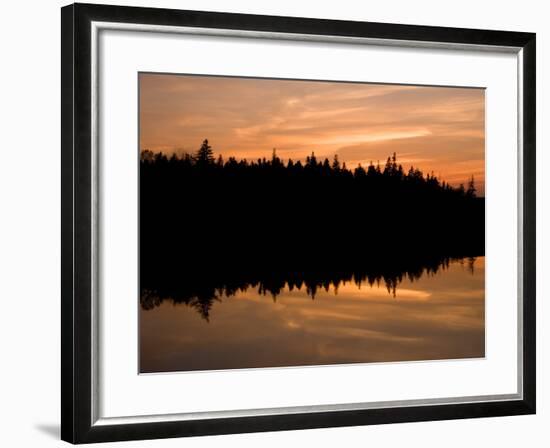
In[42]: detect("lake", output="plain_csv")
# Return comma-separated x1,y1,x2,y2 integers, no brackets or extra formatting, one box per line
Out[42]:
140,256,484,373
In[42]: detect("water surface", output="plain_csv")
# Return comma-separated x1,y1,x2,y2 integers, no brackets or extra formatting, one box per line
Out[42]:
140,257,484,373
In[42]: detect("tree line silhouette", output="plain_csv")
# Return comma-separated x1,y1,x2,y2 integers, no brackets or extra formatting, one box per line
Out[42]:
140,139,484,319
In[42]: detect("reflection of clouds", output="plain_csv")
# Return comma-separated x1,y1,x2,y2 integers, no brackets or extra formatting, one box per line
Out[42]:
315,285,433,301
140,258,485,373
140,74,485,193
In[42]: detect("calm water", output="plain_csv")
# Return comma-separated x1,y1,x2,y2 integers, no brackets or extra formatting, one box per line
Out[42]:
140,257,484,373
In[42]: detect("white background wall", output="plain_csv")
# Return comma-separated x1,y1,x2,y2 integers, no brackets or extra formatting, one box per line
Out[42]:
0,0,546,446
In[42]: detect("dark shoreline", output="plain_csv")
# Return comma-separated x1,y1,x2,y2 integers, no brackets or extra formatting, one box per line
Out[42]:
139,149,485,320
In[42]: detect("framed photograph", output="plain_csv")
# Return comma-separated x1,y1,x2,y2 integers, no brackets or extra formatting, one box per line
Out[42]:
61,2,536,444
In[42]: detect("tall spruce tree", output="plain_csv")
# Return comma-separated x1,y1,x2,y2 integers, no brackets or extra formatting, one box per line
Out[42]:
466,175,477,198
195,139,214,165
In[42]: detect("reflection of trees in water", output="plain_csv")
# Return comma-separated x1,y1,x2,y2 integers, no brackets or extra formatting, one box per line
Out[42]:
141,288,220,322
140,256,477,321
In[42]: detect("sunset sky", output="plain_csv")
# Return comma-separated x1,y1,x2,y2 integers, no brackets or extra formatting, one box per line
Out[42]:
139,73,485,194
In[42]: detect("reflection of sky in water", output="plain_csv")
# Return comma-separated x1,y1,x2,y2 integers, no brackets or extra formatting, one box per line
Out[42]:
140,257,484,373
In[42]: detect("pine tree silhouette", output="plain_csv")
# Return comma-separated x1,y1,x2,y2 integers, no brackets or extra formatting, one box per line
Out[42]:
466,176,476,198
195,139,214,165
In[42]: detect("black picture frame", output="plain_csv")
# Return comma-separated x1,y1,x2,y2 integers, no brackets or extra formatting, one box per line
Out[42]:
61,2,536,444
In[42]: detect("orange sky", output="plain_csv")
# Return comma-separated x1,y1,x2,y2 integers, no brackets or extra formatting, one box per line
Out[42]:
139,73,485,194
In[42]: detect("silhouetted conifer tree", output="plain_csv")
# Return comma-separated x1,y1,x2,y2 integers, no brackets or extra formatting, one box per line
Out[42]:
466,176,477,198
195,139,214,165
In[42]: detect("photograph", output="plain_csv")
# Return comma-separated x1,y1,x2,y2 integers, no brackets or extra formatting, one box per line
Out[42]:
0,0,541,445
138,73,486,373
